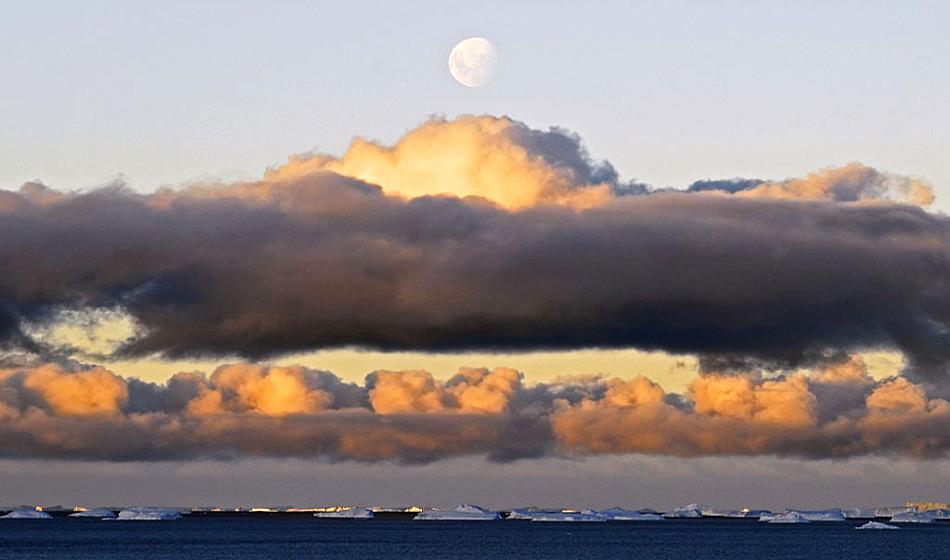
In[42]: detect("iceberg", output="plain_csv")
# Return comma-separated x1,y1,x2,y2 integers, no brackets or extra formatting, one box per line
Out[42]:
314,508,374,519
507,508,557,520
874,506,915,518
889,511,934,524
763,512,810,524
529,512,606,522
1,509,53,519
592,508,665,521
664,503,703,518
791,509,846,522
69,508,116,519
844,508,878,519
741,510,773,519
856,521,899,530
115,507,181,521
414,504,500,521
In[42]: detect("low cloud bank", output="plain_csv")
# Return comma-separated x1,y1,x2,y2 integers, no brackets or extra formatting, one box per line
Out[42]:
1,116,947,378
0,359,946,462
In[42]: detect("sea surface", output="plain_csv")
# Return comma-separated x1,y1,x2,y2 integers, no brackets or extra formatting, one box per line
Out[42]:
0,517,946,559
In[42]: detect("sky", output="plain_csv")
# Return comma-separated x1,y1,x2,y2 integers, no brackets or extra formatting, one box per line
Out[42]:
0,1,949,509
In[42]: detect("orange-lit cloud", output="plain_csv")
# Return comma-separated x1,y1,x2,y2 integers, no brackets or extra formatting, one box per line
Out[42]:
0,359,945,462
736,162,935,205
265,116,624,210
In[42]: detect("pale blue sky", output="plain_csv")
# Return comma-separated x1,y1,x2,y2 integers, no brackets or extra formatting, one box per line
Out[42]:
2,0,949,208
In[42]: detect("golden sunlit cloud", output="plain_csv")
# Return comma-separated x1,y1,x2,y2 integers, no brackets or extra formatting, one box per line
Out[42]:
0,356,944,462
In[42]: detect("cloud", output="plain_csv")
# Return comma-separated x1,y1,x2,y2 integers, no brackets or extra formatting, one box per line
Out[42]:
687,163,934,205
13,364,128,417
0,115,948,380
265,115,645,210
184,364,334,417
367,370,446,414
0,360,946,462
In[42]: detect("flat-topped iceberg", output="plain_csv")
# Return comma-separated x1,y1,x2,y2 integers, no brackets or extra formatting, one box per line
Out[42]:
762,512,810,524
856,521,899,530
314,508,374,519
591,508,665,521
1,509,52,519
889,511,934,524
414,504,500,521
115,507,181,521
69,508,116,519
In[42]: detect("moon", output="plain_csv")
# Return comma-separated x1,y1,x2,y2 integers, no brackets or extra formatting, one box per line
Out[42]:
448,37,498,88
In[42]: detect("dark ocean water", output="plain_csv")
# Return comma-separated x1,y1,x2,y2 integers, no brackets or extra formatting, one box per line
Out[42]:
0,517,946,559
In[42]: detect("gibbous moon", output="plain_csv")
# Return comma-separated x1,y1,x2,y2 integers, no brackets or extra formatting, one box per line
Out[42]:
448,37,498,87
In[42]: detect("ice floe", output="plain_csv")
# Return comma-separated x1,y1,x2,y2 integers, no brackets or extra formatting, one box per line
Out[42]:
856,521,899,530
414,504,500,521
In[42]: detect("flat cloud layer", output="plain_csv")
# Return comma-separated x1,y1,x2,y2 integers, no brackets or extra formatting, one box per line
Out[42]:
1,116,947,379
0,358,946,462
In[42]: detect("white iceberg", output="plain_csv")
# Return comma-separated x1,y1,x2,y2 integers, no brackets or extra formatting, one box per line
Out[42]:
856,521,899,530
414,504,500,521
664,503,703,518
1,509,53,519
592,508,665,521
314,508,374,519
763,512,810,524
69,508,116,519
507,508,556,520
889,511,934,524
115,507,181,521
844,508,879,519
741,510,773,519
875,506,915,518
529,512,606,522
791,509,846,522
